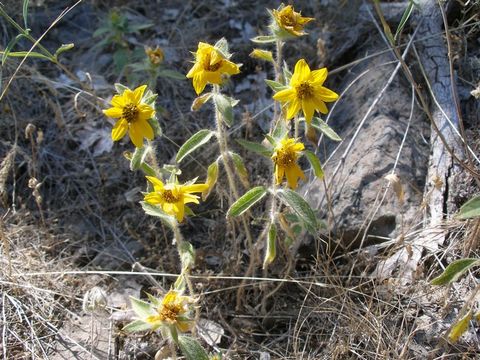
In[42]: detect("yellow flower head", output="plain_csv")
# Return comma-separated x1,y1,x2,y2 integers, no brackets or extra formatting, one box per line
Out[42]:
186,42,241,95
103,85,155,148
145,290,195,333
144,176,208,222
145,46,164,65
272,137,306,189
272,4,314,38
273,59,339,124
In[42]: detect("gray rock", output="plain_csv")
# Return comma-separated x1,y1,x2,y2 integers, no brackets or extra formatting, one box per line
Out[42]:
303,43,429,248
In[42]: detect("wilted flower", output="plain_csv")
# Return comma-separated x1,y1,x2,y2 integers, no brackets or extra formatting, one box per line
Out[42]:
271,4,314,38
144,176,208,222
146,46,164,65
272,137,305,189
273,59,338,124
103,85,155,147
186,42,240,95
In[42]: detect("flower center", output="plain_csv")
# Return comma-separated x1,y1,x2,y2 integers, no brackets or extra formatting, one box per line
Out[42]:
275,150,296,167
202,53,222,72
159,303,182,323
296,82,313,99
162,189,180,203
280,14,295,27
122,103,139,123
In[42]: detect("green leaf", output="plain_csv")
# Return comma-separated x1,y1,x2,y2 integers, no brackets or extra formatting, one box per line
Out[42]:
114,83,129,94
448,311,473,343
54,43,74,59
265,79,288,92
143,92,158,106
129,297,153,319
0,51,51,61
310,117,341,141
158,69,186,80
263,223,277,269
431,258,480,285
23,0,30,29
2,34,25,65
214,94,238,127
146,293,161,307
130,146,147,171
457,195,480,219
113,48,129,72
128,22,154,33
122,319,152,333
227,186,267,217
304,150,324,180
282,65,292,83
176,129,215,163
251,35,276,43
148,116,162,137
394,0,415,42
141,201,176,229
236,139,272,157
276,189,318,233
179,241,196,271
92,26,111,38
177,335,209,360
229,152,249,187
271,120,288,140
214,37,230,58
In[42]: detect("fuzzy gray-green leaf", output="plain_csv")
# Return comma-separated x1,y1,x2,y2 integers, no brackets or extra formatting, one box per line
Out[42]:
227,186,267,217
431,258,480,285
276,189,317,233
457,195,480,220
304,150,324,180
176,129,215,163
178,336,209,360
311,117,341,141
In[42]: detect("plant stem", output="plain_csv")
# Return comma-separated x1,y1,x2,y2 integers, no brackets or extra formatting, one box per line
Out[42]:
172,221,199,336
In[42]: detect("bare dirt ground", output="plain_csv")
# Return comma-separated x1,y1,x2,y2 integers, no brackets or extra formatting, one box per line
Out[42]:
1,0,480,359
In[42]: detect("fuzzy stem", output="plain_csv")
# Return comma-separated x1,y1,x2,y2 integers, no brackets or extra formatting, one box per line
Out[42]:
146,140,162,176
271,39,284,133
171,221,199,336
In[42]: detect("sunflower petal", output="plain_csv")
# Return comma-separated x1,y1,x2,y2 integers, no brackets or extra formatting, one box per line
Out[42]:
111,94,126,107
273,88,295,102
193,72,208,95
132,85,147,104
138,120,154,140
129,122,144,147
310,68,328,85
111,118,129,141
103,106,123,118
182,184,209,193
302,99,316,123
312,97,329,114
318,87,339,102
286,98,302,119
291,59,310,85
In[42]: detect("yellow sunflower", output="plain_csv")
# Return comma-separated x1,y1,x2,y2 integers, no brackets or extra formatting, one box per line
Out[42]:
186,42,241,95
272,4,314,38
273,59,338,124
272,137,305,189
103,85,155,148
144,176,208,222
144,290,195,333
